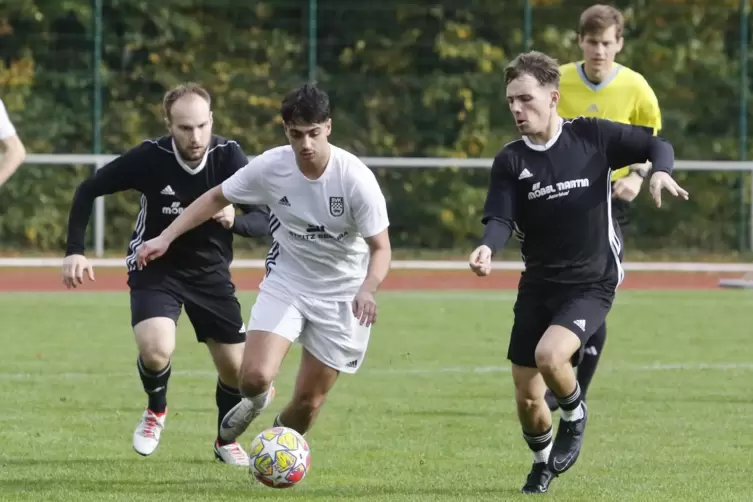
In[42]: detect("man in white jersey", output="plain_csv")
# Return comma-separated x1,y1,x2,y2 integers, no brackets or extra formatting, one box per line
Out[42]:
136,83,392,442
0,98,27,188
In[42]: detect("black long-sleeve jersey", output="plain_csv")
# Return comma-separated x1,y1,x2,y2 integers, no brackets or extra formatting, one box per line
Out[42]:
65,135,270,284
482,117,674,285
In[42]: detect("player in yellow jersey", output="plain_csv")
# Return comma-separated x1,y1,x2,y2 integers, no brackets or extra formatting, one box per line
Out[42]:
545,4,662,411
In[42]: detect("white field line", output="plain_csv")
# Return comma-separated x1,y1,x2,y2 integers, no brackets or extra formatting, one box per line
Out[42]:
1,363,752,381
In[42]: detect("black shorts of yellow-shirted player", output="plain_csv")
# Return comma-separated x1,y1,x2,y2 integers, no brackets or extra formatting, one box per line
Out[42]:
468,51,688,495
62,83,271,466
137,83,392,444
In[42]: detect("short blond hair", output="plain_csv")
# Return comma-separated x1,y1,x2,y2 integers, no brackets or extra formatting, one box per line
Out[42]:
162,83,211,121
579,4,624,39
504,51,561,88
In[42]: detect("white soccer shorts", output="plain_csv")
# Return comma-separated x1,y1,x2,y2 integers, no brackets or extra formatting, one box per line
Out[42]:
247,290,371,374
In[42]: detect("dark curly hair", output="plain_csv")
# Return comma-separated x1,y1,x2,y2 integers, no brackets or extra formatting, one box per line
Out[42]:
281,83,331,125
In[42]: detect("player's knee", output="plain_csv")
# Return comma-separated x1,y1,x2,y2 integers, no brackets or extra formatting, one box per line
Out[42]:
238,367,273,397
536,325,582,373
138,347,172,371
534,345,570,376
133,318,175,370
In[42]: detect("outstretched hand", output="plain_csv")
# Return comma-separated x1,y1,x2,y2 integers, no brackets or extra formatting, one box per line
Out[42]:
62,254,95,289
649,171,689,208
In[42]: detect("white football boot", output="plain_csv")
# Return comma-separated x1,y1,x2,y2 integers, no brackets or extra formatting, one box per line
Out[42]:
133,408,167,456
214,440,250,466
219,385,276,442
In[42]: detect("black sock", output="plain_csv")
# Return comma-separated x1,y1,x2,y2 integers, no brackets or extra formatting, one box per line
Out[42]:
273,412,309,437
577,322,607,399
216,378,243,446
556,381,583,412
272,413,284,428
137,356,170,414
523,426,553,463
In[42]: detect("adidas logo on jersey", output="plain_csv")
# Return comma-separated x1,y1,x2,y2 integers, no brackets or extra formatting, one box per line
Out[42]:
587,104,599,113
345,359,358,369
278,196,291,207
573,319,586,331
160,185,175,196
518,168,533,180
162,201,184,215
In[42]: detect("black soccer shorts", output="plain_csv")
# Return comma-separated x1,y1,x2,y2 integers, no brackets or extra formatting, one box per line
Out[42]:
507,279,616,368
129,275,246,344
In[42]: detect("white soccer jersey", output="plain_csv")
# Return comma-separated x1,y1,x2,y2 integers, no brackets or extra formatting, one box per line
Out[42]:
0,99,17,140
221,144,390,301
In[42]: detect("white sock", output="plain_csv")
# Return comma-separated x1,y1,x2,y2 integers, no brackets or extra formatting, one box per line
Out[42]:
557,382,584,422
533,442,553,464
561,402,584,422
523,428,553,464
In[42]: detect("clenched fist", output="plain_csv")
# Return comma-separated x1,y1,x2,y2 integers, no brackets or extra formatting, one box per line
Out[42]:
469,245,493,277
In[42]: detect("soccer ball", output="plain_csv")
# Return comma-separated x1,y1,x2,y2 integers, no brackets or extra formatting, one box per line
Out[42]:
248,426,311,488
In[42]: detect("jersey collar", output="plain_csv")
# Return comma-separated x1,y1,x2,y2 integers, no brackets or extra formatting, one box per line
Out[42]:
522,117,564,151
171,138,209,175
576,62,622,91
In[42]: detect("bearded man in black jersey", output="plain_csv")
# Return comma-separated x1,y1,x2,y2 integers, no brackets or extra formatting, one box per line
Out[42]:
469,51,688,494
61,83,270,465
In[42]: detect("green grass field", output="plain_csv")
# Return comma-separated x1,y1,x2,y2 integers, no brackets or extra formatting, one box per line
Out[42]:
2,290,752,501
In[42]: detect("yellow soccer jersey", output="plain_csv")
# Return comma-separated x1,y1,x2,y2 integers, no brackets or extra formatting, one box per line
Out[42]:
558,61,662,180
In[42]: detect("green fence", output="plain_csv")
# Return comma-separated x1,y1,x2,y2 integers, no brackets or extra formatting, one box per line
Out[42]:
0,1,751,258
